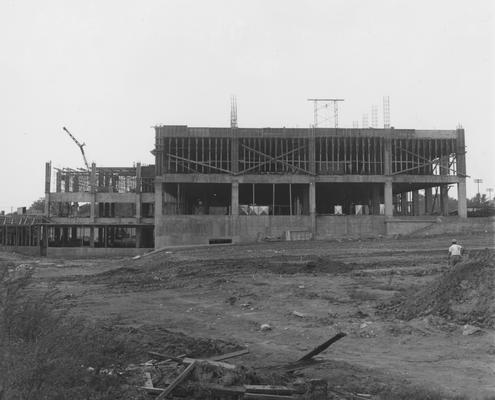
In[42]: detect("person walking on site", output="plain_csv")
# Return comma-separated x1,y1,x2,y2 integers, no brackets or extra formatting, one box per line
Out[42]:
448,239,463,266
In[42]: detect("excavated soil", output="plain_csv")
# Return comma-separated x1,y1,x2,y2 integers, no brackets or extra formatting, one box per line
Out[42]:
3,232,495,399
379,250,495,328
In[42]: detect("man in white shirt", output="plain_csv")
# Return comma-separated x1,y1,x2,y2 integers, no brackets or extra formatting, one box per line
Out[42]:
448,239,463,266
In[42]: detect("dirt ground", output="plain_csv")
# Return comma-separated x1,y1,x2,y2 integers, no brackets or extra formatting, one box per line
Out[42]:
2,232,495,399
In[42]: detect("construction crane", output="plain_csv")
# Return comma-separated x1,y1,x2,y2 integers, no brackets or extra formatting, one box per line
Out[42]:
62,126,90,170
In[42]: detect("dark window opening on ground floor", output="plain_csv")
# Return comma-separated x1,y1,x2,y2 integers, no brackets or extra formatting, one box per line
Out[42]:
46,225,154,248
239,183,309,215
163,183,231,215
316,183,384,216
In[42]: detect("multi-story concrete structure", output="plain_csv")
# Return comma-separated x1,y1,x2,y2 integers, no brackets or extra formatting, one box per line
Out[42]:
153,125,467,246
0,125,468,254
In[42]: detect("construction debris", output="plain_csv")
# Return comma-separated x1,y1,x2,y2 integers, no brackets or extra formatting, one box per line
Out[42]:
297,332,347,362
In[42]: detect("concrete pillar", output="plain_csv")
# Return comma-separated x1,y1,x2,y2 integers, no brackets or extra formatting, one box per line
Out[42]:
154,182,163,218
383,137,392,175
456,129,467,219
456,128,466,177
231,181,239,216
40,225,48,257
231,181,239,242
384,180,393,217
425,187,433,215
440,185,449,216
309,180,316,238
135,162,142,222
372,184,381,215
309,128,316,175
44,162,51,216
412,190,420,216
231,128,238,174
135,227,141,248
400,192,408,216
90,163,96,222
457,180,467,218
89,227,95,248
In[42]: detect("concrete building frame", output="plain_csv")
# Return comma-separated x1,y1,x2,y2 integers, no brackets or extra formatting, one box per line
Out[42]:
153,126,467,246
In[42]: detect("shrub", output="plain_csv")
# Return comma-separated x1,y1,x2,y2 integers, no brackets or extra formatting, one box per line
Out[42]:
0,263,143,400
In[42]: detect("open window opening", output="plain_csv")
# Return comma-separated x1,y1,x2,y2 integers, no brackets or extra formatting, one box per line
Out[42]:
238,183,309,216
162,183,231,215
316,183,384,215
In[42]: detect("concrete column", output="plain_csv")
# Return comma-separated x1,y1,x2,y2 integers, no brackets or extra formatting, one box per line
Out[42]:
400,192,408,216
425,187,433,215
231,181,239,242
372,184,381,215
456,129,467,219
456,128,466,177
412,190,420,216
90,163,96,222
384,180,393,217
457,180,467,218
154,182,163,217
383,137,392,175
231,181,239,216
135,163,142,222
135,227,141,248
89,227,95,248
309,180,316,238
309,129,316,175
44,162,51,216
231,128,238,174
440,185,449,216
40,226,47,256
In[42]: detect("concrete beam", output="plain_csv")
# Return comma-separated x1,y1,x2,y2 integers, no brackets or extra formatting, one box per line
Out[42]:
155,125,457,139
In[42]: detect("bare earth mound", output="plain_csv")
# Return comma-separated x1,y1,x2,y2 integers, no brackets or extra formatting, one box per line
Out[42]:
379,250,495,328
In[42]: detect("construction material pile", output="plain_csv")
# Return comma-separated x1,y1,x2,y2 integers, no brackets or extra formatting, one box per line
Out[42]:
380,250,494,328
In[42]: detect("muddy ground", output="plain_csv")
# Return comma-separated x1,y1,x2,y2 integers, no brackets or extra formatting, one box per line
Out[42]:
2,232,494,399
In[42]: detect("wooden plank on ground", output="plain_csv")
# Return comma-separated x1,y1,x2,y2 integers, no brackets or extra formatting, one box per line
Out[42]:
209,348,249,361
297,332,346,362
202,383,246,395
244,393,295,400
155,361,196,400
138,386,166,394
147,351,185,362
182,357,236,370
244,384,293,395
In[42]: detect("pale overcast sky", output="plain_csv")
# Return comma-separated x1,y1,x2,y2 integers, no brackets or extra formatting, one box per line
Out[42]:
0,0,493,210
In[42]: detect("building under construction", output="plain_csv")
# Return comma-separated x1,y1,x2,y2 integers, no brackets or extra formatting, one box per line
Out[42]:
0,125,468,254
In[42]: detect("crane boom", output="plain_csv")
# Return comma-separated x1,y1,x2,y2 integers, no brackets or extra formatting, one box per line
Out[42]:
62,126,90,170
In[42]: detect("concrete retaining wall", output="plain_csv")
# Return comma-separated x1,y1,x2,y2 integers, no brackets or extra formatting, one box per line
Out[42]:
155,214,388,246
155,215,233,247
315,215,386,239
385,216,495,236
237,215,312,242
384,217,438,236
